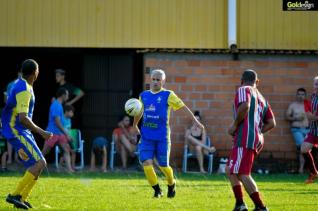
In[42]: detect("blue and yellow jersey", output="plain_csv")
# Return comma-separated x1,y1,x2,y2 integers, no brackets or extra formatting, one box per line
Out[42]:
1,78,35,139
140,89,184,141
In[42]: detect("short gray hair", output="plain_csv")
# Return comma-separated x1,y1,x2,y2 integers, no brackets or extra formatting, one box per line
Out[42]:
151,69,166,81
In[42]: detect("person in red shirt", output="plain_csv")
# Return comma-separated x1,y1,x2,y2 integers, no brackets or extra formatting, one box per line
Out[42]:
227,69,276,211
301,76,318,184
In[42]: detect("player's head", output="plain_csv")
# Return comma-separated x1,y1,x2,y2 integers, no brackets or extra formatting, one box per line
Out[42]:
314,76,318,94
21,59,39,82
55,68,66,84
241,69,259,87
150,69,166,91
296,88,306,101
64,104,75,118
56,87,69,102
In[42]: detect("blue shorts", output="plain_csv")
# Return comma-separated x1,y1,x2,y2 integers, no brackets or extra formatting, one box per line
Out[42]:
8,132,45,168
92,136,108,150
138,137,171,167
291,127,309,147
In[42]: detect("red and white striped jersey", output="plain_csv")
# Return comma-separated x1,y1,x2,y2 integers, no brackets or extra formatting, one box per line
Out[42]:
232,85,274,150
309,93,318,137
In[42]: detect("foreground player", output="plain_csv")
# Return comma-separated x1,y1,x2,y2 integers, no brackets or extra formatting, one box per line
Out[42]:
227,70,276,211
301,76,318,184
2,59,53,209
132,69,204,198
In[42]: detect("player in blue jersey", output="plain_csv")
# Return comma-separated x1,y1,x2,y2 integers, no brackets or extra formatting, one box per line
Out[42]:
132,69,204,198
1,59,53,209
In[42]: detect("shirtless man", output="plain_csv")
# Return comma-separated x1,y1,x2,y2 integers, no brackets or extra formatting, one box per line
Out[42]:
286,88,309,174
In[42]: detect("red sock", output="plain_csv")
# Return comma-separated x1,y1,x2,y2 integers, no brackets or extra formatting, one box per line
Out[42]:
303,152,318,174
250,192,265,209
232,185,243,205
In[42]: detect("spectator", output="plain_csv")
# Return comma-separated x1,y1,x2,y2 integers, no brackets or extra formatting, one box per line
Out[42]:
59,104,76,170
90,136,108,172
286,88,309,174
185,111,216,173
55,69,84,106
42,88,74,173
113,115,137,170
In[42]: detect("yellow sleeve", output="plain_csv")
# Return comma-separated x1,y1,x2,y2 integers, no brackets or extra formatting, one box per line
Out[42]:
168,91,185,111
16,91,31,113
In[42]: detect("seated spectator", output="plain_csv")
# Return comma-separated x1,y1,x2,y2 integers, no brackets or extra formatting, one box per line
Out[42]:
113,115,137,170
42,88,74,173
90,136,108,172
0,123,8,172
286,88,309,174
185,111,215,173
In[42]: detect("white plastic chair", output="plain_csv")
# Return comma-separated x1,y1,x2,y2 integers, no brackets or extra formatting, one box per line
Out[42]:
182,137,214,174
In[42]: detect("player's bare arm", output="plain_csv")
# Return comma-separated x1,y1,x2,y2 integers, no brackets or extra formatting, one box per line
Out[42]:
132,108,143,135
228,102,249,136
19,112,53,140
261,118,276,134
180,105,204,130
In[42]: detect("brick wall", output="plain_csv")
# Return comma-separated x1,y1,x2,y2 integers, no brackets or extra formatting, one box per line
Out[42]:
143,53,318,168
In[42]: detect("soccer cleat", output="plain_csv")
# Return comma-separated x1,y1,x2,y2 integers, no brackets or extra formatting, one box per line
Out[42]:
24,201,33,209
305,173,318,184
233,203,248,211
167,182,176,198
152,184,163,198
153,189,163,198
6,194,28,210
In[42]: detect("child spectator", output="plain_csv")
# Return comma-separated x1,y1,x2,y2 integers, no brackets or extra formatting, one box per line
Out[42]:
90,137,108,172
59,105,76,170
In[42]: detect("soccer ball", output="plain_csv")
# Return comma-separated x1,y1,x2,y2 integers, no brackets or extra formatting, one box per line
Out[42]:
125,98,142,117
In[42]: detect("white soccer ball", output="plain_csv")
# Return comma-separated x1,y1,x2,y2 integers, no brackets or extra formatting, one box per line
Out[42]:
125,98,142,117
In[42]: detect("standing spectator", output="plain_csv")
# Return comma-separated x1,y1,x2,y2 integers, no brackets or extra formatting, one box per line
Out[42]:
113,115,137,170
301,76,318,184
55,69,84,106
132,69,204,198
42,88,74,173
227,69,276,211
2,59,52,209
90,136,108,172
185,110,215,173
286,88,309,174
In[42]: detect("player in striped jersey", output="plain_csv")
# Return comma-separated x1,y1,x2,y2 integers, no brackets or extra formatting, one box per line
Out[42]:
301,76,318,184
227,70,276,211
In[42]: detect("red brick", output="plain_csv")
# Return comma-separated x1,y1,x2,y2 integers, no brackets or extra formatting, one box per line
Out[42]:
144,59,158,66
175,76,187,83
194,85,207,91
187,60,201,66
175,60,188,67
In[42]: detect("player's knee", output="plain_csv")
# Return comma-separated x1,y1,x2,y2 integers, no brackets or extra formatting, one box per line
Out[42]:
142,159,153,166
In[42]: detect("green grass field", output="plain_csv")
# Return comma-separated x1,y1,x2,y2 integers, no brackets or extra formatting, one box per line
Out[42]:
0,171,317,211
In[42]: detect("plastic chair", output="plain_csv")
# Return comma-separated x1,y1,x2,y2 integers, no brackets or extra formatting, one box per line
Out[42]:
55,129,85,170
182,136,214,174
109,132,139,171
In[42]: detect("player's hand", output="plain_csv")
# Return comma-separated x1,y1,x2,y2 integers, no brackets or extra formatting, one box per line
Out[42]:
41,131,53,140
228,123,236,137
131,126,140,135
